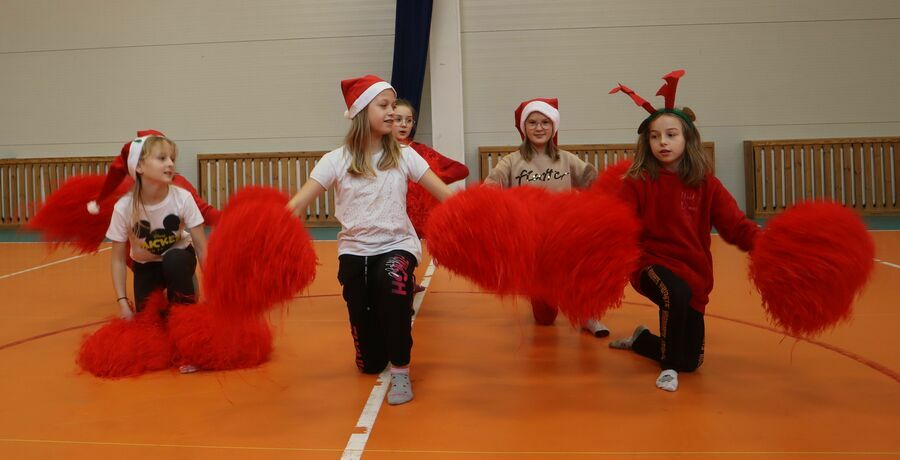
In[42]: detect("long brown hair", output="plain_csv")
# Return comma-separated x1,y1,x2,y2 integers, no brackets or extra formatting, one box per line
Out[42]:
130,136,177,235
626,107,711,186
519,138,560,162
344,108,403,176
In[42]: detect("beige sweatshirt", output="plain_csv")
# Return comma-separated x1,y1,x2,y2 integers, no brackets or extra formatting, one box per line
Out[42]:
484,149,597,191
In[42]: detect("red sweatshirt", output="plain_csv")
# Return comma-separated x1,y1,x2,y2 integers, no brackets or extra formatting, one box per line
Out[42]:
618,169,759,313
171,174,221,225
405,141,469,184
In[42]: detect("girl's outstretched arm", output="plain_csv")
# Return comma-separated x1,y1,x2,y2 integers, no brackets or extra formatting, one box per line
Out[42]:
188,224,208,267
418,169,454,203
710,177,760,251
287,179,327,216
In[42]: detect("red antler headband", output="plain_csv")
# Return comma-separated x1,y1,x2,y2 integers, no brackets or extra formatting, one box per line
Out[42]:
609,69,694,133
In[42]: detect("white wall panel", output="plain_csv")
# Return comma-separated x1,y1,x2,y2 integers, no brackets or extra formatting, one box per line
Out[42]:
0,1,398,188
461,0,900,32
459,1,900,209
2,0,899,213
1,0,395,52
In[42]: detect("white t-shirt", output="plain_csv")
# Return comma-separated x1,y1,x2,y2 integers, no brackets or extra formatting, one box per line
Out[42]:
106,186,204,263
310,145,430,262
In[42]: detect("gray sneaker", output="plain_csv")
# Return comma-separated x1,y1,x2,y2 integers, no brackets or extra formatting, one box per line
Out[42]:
609,325,648,350
387,373,414,405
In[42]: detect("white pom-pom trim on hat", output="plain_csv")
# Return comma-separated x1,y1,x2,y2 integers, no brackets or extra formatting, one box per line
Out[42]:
87,200,100,215
345,81,394,120
519,100,560,137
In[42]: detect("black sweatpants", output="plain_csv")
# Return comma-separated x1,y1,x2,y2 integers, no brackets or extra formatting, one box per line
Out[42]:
631,265,705,372
337,250,417,374
132,246,197,312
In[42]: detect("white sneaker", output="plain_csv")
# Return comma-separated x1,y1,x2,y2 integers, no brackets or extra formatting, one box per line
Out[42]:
656,369,678,392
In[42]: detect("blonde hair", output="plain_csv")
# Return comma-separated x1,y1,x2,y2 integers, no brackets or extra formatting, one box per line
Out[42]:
626,107,711,187
130,136,177,235
344,108,403,176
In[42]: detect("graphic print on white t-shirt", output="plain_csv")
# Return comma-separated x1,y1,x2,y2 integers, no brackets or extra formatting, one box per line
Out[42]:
132,214,184,255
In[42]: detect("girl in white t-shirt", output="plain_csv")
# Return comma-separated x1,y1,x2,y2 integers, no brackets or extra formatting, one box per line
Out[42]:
287,75,452,405
101,134,207,327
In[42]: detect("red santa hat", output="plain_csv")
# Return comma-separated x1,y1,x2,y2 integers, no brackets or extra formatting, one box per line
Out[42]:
86,129,166,215
340,74,395,119
514,98,560,145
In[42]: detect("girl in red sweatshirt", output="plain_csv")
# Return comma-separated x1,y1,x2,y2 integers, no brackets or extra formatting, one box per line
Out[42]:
392,99,469,293
608,71,760,392
392,99,470,193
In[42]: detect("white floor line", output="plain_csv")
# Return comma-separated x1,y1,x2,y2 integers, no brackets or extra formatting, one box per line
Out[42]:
0,247,110,280
341,258,436,460
874,258,900,269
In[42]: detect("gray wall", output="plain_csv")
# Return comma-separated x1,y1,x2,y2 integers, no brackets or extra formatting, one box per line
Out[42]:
458,0,900,209
2,0,899,211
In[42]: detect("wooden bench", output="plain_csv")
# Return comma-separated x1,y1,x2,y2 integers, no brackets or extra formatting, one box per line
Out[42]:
0,156,114,226
197,151,338,226
479,142,716,181
744,137,899,218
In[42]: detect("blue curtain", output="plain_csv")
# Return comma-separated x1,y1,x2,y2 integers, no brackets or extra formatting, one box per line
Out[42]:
391,0,434,138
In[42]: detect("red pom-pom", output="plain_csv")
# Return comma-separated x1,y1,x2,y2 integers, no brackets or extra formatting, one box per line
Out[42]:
168,302,273,370
26,175,130,253
749,201,875,336
204,186,318,316
426,186,539,295
535,192,641,325
77,291,173,378
507,185,554,210
590,159,632,197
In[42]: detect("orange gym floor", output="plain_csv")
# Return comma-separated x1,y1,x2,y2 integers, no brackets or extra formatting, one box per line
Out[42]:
0,234,898,459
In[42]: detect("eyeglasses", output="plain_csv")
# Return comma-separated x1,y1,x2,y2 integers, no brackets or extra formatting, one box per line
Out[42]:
525,120,552,130
394,116,415,126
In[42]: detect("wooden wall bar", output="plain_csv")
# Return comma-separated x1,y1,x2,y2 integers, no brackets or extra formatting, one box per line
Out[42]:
0,156,113,226
744,138,899,217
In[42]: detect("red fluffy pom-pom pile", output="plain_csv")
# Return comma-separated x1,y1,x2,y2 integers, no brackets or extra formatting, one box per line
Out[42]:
749,201,875,336
590,159,632,197
168,302,273,370
204,186,318,317
426,184,640,324
536,192,641,325
78,186,317,377
77,291,173,378
425,185,539,295
26,175,131,253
